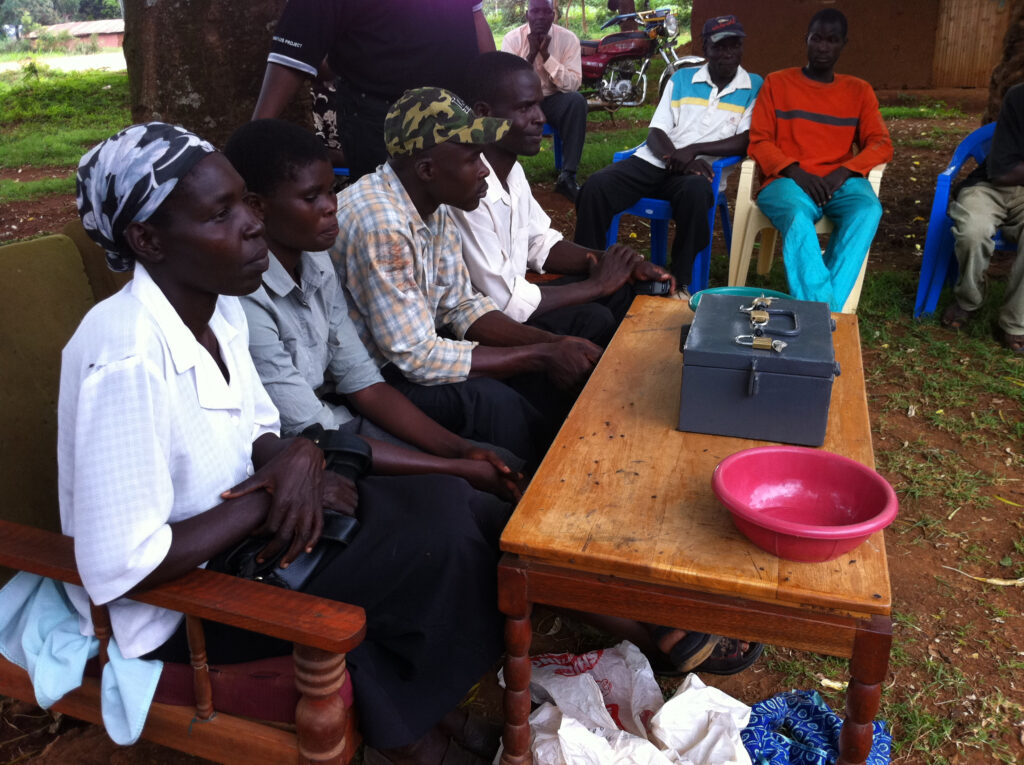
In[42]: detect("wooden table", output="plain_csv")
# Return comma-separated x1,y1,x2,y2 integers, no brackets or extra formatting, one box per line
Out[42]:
498,296,892,765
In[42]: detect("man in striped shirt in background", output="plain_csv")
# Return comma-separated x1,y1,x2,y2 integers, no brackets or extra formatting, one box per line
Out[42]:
573,14,761,298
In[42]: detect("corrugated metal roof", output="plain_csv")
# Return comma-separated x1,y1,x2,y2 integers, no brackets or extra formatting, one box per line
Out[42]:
27,19,124,38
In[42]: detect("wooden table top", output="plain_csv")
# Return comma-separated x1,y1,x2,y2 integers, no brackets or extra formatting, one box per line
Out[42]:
501,296,891,617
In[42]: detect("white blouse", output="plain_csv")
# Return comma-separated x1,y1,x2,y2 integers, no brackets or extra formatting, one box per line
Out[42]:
57,264,279,659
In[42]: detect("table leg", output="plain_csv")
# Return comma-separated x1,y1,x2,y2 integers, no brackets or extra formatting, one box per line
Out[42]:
837,614,892,765
498,563,533,765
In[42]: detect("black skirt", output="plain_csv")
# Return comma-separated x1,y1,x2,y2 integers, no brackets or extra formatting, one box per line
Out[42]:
147,474,509,749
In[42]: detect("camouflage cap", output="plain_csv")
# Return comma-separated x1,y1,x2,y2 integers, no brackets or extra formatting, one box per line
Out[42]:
384,87,511,158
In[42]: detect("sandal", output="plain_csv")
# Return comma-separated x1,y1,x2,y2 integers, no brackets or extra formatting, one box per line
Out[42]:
648,627,719,676
940,302,976,330
1003,331,1024,354
694,637,764,676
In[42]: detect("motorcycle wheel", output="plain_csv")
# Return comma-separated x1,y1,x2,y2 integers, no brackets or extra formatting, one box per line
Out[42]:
657,64,678,100
658,55,705,101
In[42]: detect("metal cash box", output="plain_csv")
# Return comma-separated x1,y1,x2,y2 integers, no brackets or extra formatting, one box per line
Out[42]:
677,294,840,447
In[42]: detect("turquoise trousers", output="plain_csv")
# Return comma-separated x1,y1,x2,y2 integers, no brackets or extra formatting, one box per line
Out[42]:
757,177,882,311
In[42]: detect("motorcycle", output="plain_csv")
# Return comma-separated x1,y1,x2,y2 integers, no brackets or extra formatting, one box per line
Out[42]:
580,6,702,109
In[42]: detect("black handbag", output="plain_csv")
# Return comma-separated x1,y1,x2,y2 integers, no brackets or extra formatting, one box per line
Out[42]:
219,425,372,590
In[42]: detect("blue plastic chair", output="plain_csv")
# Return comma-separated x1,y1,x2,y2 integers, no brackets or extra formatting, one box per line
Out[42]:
542,123,563,171
914,122,1016,318
604,146,738,293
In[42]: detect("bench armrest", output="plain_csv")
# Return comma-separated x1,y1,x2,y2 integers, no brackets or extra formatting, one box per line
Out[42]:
0,519,365,654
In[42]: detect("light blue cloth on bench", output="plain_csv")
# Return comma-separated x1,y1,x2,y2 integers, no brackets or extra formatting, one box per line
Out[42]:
0,571,162,745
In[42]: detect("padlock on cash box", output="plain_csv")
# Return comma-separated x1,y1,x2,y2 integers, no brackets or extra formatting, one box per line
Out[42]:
677,293,840,446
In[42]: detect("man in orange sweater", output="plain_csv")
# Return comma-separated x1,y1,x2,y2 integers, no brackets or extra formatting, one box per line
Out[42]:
748,8,892,311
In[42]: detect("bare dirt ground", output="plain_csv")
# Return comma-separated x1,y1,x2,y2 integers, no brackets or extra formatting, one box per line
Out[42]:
1,88,1022,764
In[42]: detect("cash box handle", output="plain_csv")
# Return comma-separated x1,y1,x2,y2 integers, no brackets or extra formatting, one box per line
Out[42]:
740,301,800,336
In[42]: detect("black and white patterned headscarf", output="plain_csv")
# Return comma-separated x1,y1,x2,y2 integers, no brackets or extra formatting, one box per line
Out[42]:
76,122,216,272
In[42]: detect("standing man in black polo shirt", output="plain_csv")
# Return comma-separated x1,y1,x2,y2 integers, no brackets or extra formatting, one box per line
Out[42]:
253,0,495,179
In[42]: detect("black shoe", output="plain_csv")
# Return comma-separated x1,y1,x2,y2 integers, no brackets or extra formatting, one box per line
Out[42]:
554,172,580,202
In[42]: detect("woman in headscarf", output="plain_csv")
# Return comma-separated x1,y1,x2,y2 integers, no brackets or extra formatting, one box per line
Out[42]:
63,122,504,764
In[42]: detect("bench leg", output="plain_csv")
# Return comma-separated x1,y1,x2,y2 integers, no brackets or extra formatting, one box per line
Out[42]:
836,614,892,765
294,644,350,764
499,563,534,765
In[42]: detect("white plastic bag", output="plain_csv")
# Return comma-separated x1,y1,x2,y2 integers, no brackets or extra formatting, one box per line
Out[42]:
525,641,664,738
497,641,752,765
530,703,672,765
650,675,752,765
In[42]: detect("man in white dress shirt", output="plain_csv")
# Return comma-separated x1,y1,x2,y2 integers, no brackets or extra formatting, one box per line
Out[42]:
502,0,587,200
451,52,673,347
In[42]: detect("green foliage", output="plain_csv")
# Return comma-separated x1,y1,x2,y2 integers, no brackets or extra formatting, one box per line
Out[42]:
32,29,72,52
0,0,116,39
76,0,120,20
2,0,77,28
0,37,34,54
0,67,129,167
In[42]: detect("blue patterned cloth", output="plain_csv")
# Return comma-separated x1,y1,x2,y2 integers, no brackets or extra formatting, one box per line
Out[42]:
741,690,891,765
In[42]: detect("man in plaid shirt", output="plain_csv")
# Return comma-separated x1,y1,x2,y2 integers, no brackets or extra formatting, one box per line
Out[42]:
331,88,602,466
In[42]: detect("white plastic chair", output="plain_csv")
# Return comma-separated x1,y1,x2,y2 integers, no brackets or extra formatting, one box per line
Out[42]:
727,159,887,313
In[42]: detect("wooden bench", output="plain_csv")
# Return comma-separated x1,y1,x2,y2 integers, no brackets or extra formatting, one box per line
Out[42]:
0,230,365,764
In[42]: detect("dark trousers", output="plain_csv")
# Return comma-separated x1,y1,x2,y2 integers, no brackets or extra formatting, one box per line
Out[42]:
542,91,588,175
526,275,634,348
382,367,554,469
148,475,508,750
574,156,714,285
336,82,394,180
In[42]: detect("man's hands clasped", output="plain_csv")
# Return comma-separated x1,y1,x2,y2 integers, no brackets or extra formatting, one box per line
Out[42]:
527,32,551,62
783,164,853,206
455,445,525,502
663,147,713,180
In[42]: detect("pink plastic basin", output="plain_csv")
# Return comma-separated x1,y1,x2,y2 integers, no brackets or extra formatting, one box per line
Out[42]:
711,446,898,563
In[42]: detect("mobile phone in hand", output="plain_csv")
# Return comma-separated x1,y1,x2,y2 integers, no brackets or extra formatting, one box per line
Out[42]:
634,279,673,296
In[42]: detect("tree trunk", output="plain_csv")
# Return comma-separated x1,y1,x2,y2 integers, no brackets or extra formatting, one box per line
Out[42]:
986,0,1024,123
123,0,309,147
615,1,638,32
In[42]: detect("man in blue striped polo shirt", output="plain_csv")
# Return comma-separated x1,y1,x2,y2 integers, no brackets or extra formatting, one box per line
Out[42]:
574,14,762,296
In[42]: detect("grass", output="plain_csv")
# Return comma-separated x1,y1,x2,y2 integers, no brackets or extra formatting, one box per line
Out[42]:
0,46,120,63
0,66,130,168
0,175,74,201
521,120,650,181
879,101,966,121
876,441,995,509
